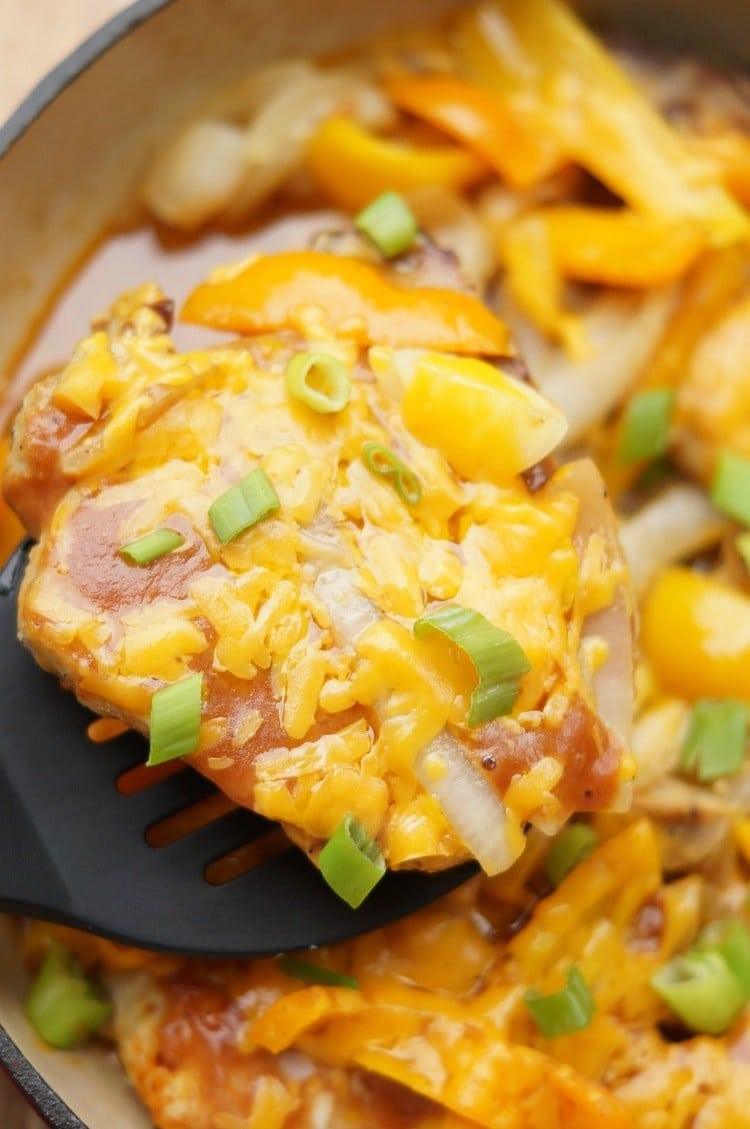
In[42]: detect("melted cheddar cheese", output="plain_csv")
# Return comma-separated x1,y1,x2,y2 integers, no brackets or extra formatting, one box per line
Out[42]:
6,265,631,873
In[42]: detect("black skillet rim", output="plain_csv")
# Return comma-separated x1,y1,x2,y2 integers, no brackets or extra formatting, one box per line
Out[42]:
0,4,173,1123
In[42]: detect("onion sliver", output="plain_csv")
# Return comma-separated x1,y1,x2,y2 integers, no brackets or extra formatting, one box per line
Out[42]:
415,730,524,875
313,568,379,649
619,483,727,596
504,287,675,447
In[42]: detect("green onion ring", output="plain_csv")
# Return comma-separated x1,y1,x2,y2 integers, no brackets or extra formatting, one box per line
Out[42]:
285,352,352,414
362,442,422,506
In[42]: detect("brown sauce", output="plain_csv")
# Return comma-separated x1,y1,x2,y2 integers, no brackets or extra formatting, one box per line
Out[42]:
68,504,212,613
190,655,367,813
158,973,450,1129
466,696,620,811
4,208,342,431
159,975,278,1124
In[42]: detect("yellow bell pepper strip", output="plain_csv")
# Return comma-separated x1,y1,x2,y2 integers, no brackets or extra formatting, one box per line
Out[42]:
182,250,510,354
456,0,748,246
641,567,750,702
385,74,553,189
306,114,488,213
400,351,568,482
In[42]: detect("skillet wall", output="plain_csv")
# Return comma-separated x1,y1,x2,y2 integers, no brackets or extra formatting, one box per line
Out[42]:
0,0,747,1126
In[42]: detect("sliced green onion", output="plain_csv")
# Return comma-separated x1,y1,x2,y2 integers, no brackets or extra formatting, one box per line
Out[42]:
711,449,750,526
362,442,422,506
736,532,750,571
318,813,385,908
278,956,359,989
120,528,184,565
147,672,203,767
697,920,750,995
543,823,598,889
680,699,747,782
25,943,112,1049
651,949,747,1036
524,966,595,1038
413,604,531,727
285,352,352,414
208,467,280,544
354,191,418,258
618,389,676,464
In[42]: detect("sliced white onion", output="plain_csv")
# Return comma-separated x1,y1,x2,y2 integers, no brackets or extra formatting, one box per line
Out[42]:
313,568,379,649
579,591,634,747
415,730,524,875
143,64,392,230
142,119,248,230
547,458,635,746
503,287,675,446
226,70,387,221
619,483,727,596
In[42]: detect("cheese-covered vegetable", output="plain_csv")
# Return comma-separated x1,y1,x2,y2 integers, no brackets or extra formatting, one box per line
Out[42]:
7,259,631,880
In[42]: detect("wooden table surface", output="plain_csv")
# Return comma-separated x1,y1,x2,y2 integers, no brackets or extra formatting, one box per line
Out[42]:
0,1,128,123
1,8,130,1129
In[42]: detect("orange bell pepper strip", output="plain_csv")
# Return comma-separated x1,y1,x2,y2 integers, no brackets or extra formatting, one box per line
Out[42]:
385,74,553,189
500,207,705,356
636,243,747,394
456,0,748,246
182,250,510,354
306,114,488,213
532,207,705,289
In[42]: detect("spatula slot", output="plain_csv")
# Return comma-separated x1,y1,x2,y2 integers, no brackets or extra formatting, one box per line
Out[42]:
146,791,237,848
117,759,184,795
204,827,292,885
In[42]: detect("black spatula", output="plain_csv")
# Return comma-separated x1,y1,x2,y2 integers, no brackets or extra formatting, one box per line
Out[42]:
0,543,475,957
